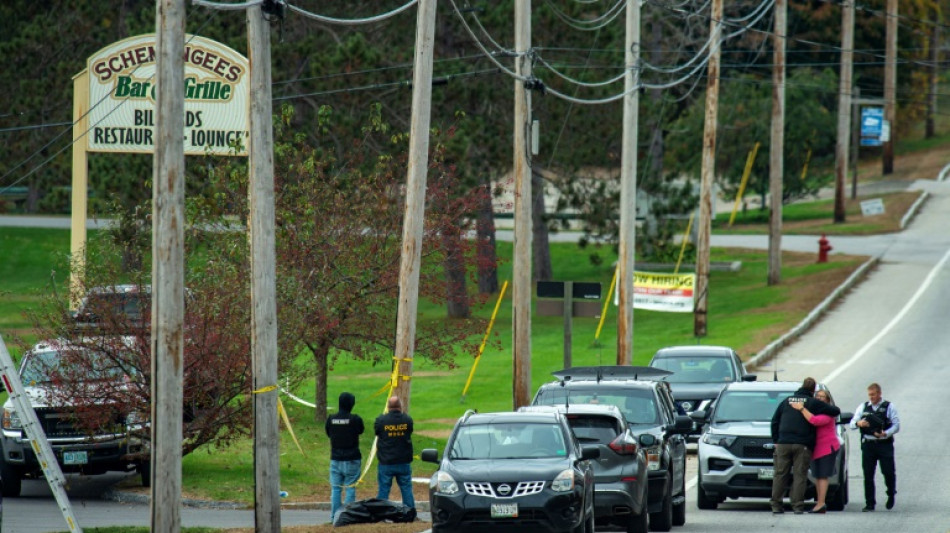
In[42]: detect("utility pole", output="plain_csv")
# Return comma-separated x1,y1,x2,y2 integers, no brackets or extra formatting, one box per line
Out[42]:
767,0,786,286
393,0,437,414
512,0,533,408
616,0,639,365
247,6,280,532
834,0,855,223
851,86,860,199
882,0,897,174
151,1,185,531
695,0,722,338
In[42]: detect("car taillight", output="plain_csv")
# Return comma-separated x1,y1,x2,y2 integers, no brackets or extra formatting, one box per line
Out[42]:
608,434,638,455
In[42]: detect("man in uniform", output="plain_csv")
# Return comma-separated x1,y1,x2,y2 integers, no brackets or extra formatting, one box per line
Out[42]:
375,396,415,511
325,391,364,521
770,377,840,514
850,382,900,512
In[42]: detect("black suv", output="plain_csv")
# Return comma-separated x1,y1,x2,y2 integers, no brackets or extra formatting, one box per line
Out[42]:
421,410,598,533
520,404,653,533
532,366,692,532
648,346,756,439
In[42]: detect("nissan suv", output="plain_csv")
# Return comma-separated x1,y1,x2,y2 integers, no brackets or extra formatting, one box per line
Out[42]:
691,381,852,511
421,410,598,533
0,339,148,497
519,404,654,533
532,366,692,532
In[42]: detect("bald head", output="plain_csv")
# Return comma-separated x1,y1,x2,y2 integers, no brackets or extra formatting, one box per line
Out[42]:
387,396,402,411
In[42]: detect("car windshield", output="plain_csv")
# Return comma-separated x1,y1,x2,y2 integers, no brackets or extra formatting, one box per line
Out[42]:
448,422,567,460
535,388,659,426
80,292,150,321
652,356,736,383
21,348,129,385
712,390,794,422
565,415,621,444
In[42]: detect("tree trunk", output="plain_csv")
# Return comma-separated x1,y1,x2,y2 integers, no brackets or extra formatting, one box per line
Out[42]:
532,168,552,281
476,181,499,294
308,341,329,423
443,225,470,318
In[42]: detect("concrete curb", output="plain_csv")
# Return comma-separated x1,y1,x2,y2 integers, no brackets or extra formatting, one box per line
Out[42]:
900,191,929,229
746,254,880,371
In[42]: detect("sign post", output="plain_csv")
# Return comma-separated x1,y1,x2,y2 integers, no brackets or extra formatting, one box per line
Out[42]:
537,281,602,368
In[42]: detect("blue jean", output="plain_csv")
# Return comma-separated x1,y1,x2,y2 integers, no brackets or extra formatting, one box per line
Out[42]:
377,462,414,509
330,459,361,520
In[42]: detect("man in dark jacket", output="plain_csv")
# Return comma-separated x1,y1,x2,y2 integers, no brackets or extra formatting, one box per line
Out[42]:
375,396,414,510
769,377,840,514
325,392,364,520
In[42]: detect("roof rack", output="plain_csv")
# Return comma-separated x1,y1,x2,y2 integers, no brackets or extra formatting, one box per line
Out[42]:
552,365,673,383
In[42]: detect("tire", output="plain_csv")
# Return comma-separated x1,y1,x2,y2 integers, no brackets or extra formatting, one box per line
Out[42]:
0,459,22,498
696,471,718,510
827,460,848,511
672,472,686,526
649,481,673,532
628,482,650,533
138,459,151,488
573,508,594,533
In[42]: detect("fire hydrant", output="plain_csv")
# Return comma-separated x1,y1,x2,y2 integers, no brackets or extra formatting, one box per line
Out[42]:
818,234,832,263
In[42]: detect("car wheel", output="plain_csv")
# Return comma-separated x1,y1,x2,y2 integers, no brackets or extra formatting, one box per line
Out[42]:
628,506,649,533
827,460,848,511
649,481,673,532
672,472,686,526
573,508,594,533
138,459,151,488
0,459,22,498
696,471,718,510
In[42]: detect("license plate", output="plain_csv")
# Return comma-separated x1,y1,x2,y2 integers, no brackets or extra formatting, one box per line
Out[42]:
758,468,774,480
63,451,88,465
491,503,519,518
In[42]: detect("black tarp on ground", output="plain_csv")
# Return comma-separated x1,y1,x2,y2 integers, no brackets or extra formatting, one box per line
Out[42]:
333,498,417,527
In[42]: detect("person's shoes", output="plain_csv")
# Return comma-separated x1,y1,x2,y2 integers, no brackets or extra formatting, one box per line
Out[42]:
862,505,875,512
793,509,805,515
808,505,827,514
886,494,895,509
772,509,785,515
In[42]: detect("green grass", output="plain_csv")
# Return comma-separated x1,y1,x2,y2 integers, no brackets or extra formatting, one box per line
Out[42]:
1,225,865,506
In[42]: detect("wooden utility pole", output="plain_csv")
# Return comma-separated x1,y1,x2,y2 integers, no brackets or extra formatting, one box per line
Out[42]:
392,0,437,414
151,1,185,531
834,0,855,223
616,0,639,365
927,24,939,139
767,0,786,286
695,0,722,338
882,0,897,174
512,0,533,408
247,6,280,532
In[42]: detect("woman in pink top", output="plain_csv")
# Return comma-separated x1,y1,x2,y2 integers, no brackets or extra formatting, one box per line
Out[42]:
791,389,840,514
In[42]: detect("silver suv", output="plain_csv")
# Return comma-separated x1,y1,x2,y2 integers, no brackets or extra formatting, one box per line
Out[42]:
691,381,852,511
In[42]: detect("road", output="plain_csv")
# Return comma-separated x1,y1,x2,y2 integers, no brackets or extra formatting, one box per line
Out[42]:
4,178,950,532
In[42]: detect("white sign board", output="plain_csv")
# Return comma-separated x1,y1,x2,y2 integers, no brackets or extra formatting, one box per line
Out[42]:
860,198,885,216
85,34,249,156
615,271,696,313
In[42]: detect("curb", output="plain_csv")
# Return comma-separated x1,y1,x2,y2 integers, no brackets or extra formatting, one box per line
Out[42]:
746,254,880,371
900,191,929,229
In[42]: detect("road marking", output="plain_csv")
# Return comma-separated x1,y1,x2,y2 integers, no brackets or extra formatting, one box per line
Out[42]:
824,244,950,386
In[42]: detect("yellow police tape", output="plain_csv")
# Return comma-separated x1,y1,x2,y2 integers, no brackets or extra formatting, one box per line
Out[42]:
277,397,305,456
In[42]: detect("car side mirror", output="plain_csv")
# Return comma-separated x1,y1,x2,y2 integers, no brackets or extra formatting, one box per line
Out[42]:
580,445,600,461
638,433,657,447
689,410,707,423
837,412,853,424
420,448,440,464
670,415,693,434
742,375,757,382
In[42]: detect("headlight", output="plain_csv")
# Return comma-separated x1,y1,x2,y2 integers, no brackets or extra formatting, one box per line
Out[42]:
2,407,21,430
551,469,574,492
646,446,662,471
430,471,458,495
702,433,737,448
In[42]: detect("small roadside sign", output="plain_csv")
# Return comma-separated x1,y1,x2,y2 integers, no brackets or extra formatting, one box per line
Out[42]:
860,198,885,216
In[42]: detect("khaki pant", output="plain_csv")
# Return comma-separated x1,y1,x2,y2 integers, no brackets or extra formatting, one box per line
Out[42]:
770,443,811,512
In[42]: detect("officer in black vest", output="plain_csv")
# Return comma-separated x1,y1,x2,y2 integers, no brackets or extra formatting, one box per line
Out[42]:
325,392,365,521
849,382,900,512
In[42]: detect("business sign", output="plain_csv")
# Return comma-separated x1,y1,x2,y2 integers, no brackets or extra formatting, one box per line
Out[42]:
85,34,249,156
860,107,884,147
614,271,695,313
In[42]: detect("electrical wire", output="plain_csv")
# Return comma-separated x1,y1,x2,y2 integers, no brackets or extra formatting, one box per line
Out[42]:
191,0,262,10
543,0,627,32
285,0,418,26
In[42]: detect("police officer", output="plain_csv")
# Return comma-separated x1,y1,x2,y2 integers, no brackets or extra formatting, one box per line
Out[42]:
770,377,840,514
375,396,415,511
325,392,364,521
849,382,900,512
